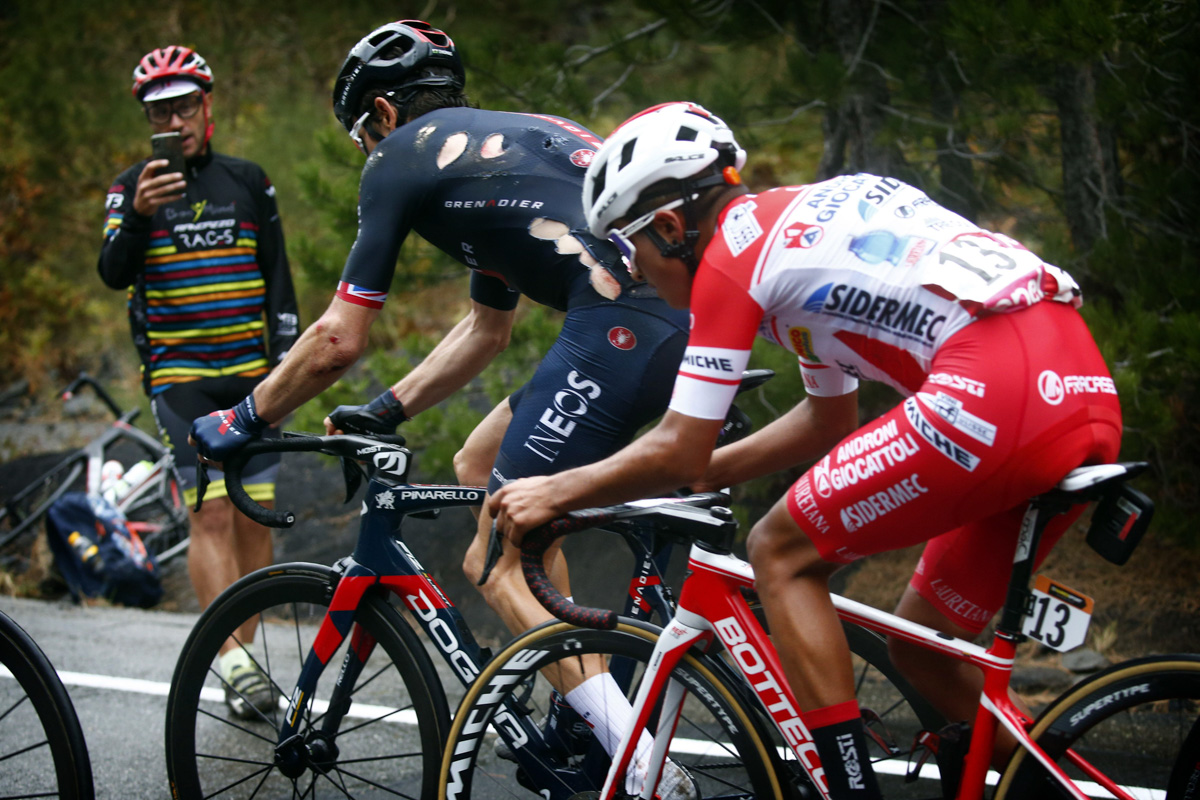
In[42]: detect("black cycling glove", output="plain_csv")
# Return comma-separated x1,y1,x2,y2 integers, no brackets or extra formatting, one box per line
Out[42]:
327,388,408,435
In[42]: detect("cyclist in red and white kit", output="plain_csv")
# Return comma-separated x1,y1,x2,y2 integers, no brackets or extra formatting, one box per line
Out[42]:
491,102,1123,798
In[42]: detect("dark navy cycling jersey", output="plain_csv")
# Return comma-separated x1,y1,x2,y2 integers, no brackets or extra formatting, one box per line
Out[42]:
336,107,632,313
334,105,690,488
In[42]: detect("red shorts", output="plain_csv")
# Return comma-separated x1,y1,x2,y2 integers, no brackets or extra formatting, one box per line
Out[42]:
786,301,1122,632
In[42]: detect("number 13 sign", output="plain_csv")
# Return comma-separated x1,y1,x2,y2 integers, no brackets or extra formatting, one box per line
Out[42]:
1022,575,1094,652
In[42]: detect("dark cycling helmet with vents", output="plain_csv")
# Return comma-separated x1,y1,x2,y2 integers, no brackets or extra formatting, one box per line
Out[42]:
583,102,746,239
332,20,465,132
131,46,214,101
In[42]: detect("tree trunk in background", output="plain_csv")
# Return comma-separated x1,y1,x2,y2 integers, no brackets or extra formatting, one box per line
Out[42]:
928,59,978,221
816,0,904,179
1048,61,1111,253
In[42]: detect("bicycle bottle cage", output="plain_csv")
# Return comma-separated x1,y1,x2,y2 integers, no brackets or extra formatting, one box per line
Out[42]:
1086,483,1153,565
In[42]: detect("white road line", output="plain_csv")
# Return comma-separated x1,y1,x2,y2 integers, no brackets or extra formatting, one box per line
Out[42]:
0,667,1163,799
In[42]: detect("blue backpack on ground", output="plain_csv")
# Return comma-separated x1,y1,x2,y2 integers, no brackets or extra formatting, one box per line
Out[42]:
45,492,164,608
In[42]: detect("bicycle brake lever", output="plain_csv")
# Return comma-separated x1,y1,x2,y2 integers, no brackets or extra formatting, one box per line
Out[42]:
477,521,505,586
339,457,364,504
194,459,209,512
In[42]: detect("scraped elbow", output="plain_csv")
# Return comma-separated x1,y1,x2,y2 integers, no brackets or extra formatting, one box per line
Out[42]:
324,334,368,373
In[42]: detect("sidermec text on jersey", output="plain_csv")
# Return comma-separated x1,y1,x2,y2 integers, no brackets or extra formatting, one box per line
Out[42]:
807,283,947,343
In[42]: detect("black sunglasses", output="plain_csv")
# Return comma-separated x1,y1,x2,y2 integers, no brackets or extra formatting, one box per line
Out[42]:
144,93,203,125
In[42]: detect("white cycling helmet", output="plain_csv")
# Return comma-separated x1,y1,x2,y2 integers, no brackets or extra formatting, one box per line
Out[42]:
583,101,746,239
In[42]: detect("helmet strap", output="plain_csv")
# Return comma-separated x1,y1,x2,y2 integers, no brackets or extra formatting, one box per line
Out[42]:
202,92,215,149
645,225,700,272
643,171,731,273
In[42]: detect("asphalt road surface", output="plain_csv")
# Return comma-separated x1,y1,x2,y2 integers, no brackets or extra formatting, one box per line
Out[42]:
0,593,469,799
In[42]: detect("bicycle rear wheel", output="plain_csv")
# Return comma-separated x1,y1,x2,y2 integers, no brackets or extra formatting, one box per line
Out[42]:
841,623,947,797
440,619,782,800
995,653,1200,800
0,609,95,800
165,564,448,799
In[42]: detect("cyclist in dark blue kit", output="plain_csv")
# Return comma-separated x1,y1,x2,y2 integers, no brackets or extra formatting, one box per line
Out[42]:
191,21,694,793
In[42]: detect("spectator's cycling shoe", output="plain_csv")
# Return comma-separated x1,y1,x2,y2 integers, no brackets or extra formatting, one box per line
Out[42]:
224,661,279,721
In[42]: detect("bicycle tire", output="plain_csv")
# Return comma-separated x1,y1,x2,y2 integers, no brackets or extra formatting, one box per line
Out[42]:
0,609,95,800
165,563,448,799
995,653,1200,800
441,619,785,800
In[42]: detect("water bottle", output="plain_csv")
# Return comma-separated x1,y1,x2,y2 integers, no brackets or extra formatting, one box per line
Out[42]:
99,460,124,503
104,460,154,504
121,460,155,493
68,531,104,574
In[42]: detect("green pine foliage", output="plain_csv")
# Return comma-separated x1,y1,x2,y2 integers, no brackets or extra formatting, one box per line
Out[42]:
1,0,1196,540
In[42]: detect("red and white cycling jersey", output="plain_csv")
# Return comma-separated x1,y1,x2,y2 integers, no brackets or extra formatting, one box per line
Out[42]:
670,174,1082,420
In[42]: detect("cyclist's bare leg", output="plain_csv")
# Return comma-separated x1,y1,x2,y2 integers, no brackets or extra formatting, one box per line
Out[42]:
464,507,597,690
745,498,858,711
458,399,594,691
890,586,1020,769
457,398,568,591
454,398,511,491
748,499,884,796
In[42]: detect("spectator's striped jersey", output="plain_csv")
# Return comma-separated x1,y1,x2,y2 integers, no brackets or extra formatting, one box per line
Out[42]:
99,150,298,395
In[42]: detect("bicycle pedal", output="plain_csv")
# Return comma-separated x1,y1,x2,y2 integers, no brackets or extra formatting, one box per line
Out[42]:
907,722,969,800
859,707,899,756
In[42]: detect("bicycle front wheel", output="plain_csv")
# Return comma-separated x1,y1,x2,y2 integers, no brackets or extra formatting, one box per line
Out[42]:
440,619,783,800
165,563,448,799
0,609,95,800
995,653,1200,800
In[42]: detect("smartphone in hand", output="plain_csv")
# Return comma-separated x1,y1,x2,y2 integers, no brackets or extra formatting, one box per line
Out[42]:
151,132,186,179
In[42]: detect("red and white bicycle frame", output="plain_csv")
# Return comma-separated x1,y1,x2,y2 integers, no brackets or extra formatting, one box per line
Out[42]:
599,542,1103,800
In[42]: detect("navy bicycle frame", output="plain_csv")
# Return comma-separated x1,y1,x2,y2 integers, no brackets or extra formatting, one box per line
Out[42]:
224,435,676,798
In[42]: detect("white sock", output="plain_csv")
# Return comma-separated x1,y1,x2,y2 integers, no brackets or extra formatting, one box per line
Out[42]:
218,643,256,682
566,672,656,793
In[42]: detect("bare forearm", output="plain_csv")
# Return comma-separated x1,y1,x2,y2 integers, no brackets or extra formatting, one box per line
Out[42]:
252,301,374,422
553,428,706,511
387,305,512,417
701,392,859,489
490,412,726,537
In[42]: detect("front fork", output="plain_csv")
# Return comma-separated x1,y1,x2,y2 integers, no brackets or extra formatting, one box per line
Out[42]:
600,615,713,800
274,569,378,777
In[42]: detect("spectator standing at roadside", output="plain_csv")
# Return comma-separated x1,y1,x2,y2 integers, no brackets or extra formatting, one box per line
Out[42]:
98,45,299,720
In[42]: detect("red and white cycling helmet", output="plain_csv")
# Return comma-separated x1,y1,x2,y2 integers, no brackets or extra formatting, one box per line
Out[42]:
583,102,746,239
131,46,214,101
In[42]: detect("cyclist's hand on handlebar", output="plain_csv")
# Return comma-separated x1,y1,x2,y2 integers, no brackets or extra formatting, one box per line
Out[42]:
189,394,270,465
488,476,563,546
324,404,397,435
325,389,407,435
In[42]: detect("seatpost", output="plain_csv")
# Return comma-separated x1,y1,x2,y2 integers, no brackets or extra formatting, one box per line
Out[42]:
996,493,1071,638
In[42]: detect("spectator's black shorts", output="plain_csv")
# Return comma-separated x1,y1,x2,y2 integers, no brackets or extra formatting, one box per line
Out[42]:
151,375,281,505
